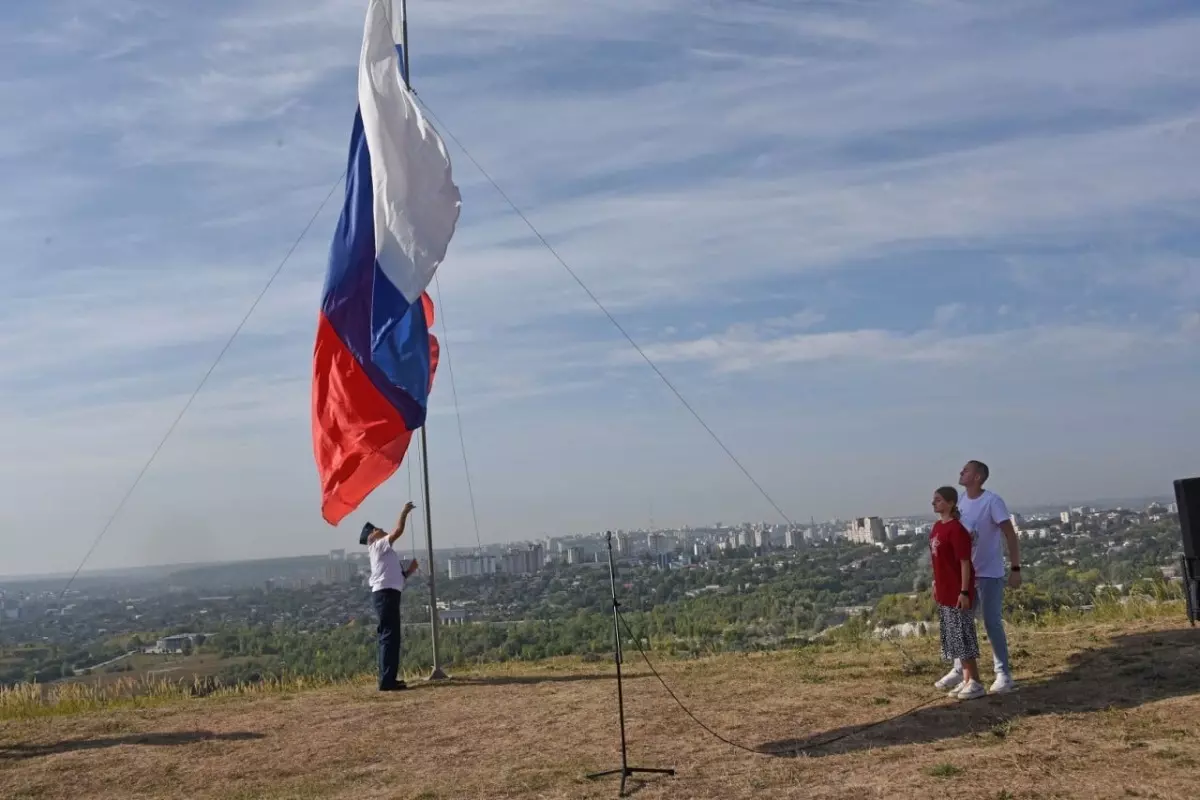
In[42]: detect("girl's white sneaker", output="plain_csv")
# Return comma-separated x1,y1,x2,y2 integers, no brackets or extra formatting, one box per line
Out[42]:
953,679,986,701
934,669,963,691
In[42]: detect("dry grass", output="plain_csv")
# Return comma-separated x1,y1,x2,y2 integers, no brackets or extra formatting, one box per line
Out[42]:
0,671,347,721
63,653,253,687
2,614,1199,799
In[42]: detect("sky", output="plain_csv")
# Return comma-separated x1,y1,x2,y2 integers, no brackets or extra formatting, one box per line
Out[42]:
1,0,1198,576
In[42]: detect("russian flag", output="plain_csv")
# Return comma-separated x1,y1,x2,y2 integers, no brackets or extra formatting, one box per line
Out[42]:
312,0,462,526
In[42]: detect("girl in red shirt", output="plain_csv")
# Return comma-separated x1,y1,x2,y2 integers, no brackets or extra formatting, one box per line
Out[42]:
930,486,985,700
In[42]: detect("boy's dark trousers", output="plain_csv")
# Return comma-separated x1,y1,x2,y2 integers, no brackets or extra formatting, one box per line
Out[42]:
372,588,403,689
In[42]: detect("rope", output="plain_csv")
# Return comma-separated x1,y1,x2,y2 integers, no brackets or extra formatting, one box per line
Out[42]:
432,273,484,552
414,97,795,528
55,171,346,604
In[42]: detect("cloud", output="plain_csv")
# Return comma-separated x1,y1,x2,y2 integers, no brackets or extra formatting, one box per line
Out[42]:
2,0,1199,574
765,311,826,331
932,303,966,327
631,316,1197,375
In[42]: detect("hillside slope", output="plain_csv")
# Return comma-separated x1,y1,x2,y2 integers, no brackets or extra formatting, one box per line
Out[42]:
3,616,1199,799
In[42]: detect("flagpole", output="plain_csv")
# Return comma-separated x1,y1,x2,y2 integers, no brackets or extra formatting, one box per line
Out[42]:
400,0,411,90
399,0,448,682
419,426,448,680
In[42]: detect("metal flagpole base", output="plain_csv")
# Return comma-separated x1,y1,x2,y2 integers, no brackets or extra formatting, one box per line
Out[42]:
585,767,676,798
426,666,450,681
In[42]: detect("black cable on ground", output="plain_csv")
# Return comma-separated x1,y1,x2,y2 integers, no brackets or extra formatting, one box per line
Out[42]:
616,608,943,756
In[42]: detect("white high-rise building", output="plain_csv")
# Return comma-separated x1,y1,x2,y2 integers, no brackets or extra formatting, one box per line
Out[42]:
846,516,885,544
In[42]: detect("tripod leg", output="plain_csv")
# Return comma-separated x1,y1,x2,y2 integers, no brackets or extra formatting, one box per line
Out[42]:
626,768,677,775
584,532,675,796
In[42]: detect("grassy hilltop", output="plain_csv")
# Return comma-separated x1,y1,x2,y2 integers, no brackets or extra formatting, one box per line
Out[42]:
2,602,1198,800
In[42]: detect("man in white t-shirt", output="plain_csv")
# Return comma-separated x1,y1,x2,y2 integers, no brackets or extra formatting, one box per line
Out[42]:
934,460,1022,695
360,501,420,691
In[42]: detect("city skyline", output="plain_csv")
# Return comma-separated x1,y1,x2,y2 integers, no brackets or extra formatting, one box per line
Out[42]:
2,1,1198,576
0,490,1180,583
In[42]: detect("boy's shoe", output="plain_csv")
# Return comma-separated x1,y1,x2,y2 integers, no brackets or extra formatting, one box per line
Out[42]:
379,680,408,692
989,673,1016,694
953,680,986,701
934,669,963,691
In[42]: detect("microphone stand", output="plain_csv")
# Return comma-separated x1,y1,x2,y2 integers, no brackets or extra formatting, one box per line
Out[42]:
585,531,675,796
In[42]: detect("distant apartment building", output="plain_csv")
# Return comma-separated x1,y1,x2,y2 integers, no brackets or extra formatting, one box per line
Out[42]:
784,529,799,549
324,550,356,584
500,545,544,576
846,516,885,545
566,546,587,565
447,553,497,579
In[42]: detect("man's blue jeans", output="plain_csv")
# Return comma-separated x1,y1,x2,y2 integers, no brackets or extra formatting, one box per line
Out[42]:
954,577,1011,677
373,589,403,689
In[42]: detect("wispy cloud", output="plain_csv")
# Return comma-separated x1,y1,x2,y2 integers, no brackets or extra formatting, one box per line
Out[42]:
2,0,1198,574
632,316,1199,375
932,303,966,328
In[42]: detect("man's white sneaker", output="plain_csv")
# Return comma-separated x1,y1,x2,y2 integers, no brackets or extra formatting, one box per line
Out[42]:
989,673,1016,694
934,669,963,691
954,680,986,701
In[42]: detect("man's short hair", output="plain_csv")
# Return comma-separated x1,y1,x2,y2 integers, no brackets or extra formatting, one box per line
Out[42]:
968,460,990,483
359,522,377,546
